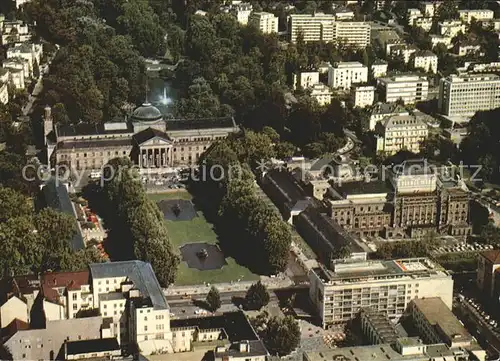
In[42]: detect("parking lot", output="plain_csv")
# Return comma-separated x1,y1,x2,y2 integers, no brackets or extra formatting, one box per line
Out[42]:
432,242,494,255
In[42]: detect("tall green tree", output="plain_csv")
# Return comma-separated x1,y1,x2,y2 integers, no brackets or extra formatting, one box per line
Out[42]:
265,316,301,356
245,281,270,310
206,286,221,312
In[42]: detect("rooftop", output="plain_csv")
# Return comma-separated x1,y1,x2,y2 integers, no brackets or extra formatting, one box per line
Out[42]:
335,179,392,197
214,340,268,358
383,115,427,129
411,297,472,345
89,261,168,310
371,102,408,116
480,249,500,264
313,258,447,284
361,308,400,344
170,311,258,342
65,338,120,355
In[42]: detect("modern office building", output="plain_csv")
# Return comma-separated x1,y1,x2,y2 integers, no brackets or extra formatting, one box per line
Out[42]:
458,9,494,23
360,308,401,345
375,115,429,155
438,74,500,117
248,11,278,33
412,50,438,73
328,62,368,90
377,75,429,104
309,258,453,328
352,85,375,108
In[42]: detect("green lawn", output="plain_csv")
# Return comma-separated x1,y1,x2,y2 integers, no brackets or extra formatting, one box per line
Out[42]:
149,191,259,285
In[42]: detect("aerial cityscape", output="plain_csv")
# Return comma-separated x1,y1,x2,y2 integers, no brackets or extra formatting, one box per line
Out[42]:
1,0,500,361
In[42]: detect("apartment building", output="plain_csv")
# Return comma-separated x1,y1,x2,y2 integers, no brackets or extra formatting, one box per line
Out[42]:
310,83,333,106
352,85,375,108
369,102,409,130
413,17,433,32
438,20,466,38
360,308,401,345
333,21,371,48
410,298,473,349
293,71,320,90
309,258,453,328
289,13,336,43
0,82,8,104
430,34,453,49
456,43,481,57
407,9,423,25
289,13,370,47
375,115,429,155
438,74,500,117
419,1,443,17
334,7,355,21
412,50,438,73
377,75,429,104
230,2,253,25
372,60,388,78
248,11,278,33
328,62,368,90
1,20,30,45
389,44,418,64
458,9,494,23
3,58,29,88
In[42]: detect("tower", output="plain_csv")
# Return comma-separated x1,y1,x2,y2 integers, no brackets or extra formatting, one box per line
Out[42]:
43,105,52,145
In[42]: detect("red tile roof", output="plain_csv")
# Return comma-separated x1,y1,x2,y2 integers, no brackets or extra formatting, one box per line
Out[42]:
41,270,90,290
481,249,500,264
2,318,29,340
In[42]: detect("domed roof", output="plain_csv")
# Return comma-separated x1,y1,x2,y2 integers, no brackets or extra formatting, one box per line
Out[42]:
130,102,163,122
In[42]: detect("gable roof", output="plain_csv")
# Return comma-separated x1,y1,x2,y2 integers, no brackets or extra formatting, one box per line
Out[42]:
482,249,500,264
132,127,171,145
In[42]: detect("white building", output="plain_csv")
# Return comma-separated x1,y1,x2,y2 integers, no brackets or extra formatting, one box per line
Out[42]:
289,14,370,47
438,20,466,38
309,258,454,328
293,71,320,90
334,7,355,21
289,13,336,43
3,65,25,90
1,20,30,45
438,73,500,117
389,44,419,64
332,21,371,48
375,114,429,154
352,85,375,108
413,17,433,32
248,12,278,33
430,34,453,49
0,82,9,104
378,75,429,104
230,2,253,25
328,61,368,90
456,43,482,57
369,102,409,130
7,43,43,78
412,50,438,73
458,9,494,23
407,8,423,25
371,60,388,78
419,1,443,17
310,83,333,106
15,0,31,8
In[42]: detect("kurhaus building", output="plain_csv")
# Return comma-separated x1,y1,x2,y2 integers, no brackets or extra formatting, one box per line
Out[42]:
44,102,239,171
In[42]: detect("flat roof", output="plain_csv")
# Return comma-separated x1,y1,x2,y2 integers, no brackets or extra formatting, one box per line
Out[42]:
89,261,168,310
65,338,120,355
361,308,400,344
170,311,258,342
335,180,392,196
314,258,447,283
412,297,473,344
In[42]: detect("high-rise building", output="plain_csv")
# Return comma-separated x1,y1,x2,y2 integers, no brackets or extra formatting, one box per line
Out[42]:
309,258,453,328
248,11,278,34
289,13,336,43
328,62,368,90
438,74,500,117
332,21,371,48
289,13,370,47
377,75,429,104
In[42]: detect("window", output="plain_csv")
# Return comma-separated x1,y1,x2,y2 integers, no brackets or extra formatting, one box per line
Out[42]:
72,293,77,301
72,304,77,310
144,326,148,331
104,304,107,309
144,316,148,321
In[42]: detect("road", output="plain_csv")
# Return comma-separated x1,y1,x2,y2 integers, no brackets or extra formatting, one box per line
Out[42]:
22,62,50,116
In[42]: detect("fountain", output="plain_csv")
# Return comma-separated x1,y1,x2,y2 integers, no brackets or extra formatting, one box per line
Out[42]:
160,86,171,105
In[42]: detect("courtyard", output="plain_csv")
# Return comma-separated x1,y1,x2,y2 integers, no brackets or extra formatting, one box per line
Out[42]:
149,191,259,286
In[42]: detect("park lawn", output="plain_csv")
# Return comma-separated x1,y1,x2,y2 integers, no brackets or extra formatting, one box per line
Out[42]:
148,191,259,285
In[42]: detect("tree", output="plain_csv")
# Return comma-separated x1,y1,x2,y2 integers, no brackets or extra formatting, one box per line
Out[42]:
33,58,40,79
437,0,459,21
0,187,32,222
206,286,221,312
265,316,300,356
245,281,270,310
